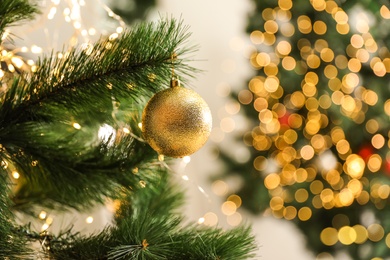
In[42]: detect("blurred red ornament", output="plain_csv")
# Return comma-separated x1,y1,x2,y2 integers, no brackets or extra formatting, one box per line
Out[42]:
358,144,374,161
279,112,290,126
385,160,390,175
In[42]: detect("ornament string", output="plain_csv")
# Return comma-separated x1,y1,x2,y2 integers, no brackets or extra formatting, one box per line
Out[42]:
171,52,177,79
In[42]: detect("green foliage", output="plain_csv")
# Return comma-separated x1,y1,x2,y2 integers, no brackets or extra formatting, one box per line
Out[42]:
0,17,197,211
109,0,157,25
0,0,38,39
0,175,31,258
0,0,257,258
49,171,257,260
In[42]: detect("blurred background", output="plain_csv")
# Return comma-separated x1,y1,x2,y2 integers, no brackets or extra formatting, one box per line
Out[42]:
8,0,390,259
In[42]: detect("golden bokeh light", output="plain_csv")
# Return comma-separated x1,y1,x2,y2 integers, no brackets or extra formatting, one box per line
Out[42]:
386,233,390,249
335,55,348,69
367,154,382,172
276,41,292,56
264,20,279,34
282,56,296,70
325,1,338,14
367,224,385,242
262,8,276,21
380,5,390,19
298,207,312,221
311,0,326,11
283,206,297,220
372,134,385,149
221,201,237,216
212,180,229,196
344,154,365,179
334,10,348,24
280,23,295,37
250,30,264,45
353,225,368,244
278,0,293,10
320,227,338,246
310,180,324,194
227,212,243,226
238,89,253,104
203,212,218,226
253,156,268,171
295,188,309,203
306,54,321,68
227,194,242,208
297,15,312,34
265,173,281,190
385,100,390,116
338,226,356,245
264,76,280,92
313,20,327,35
336,139,350,155
270,196,284,211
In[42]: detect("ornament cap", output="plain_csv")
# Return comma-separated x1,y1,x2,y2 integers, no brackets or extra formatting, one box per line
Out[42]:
170,76,181,88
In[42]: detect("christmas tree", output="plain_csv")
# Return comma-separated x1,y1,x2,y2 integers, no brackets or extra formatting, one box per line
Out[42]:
108,0,156,25
217,0,390,259
0,0,257,258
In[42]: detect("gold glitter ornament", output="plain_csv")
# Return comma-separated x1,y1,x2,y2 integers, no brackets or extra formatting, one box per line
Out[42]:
142,77,212,157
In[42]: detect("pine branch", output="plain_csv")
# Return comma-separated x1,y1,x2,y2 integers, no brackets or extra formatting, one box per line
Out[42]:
49,170,257,260
0,174,31,258
0,18,198,211
1,18,197,124
178,225,257,260
0,0,39,40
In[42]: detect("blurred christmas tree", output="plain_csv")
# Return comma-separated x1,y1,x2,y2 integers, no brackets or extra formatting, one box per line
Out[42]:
108,0,156,24
0,0,257,258
217,0,390,259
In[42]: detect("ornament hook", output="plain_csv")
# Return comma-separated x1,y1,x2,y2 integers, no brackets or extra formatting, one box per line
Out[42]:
170,52,180,88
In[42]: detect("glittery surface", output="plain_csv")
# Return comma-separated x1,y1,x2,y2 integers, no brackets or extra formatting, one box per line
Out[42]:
142,86,212,157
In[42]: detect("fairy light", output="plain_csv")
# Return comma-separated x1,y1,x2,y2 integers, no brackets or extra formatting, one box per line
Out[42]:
72,122,81,129
47,7,57,20
182,156,191,164
10,57,24,69
39,211,47,220
31,45,43,54
12,171,20,179
86,216,94,224
197,217,205,224
88,27,96,35
0,46,35,87
41,223,50,232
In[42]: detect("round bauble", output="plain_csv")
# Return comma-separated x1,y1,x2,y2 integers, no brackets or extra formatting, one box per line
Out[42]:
142,80,212,158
